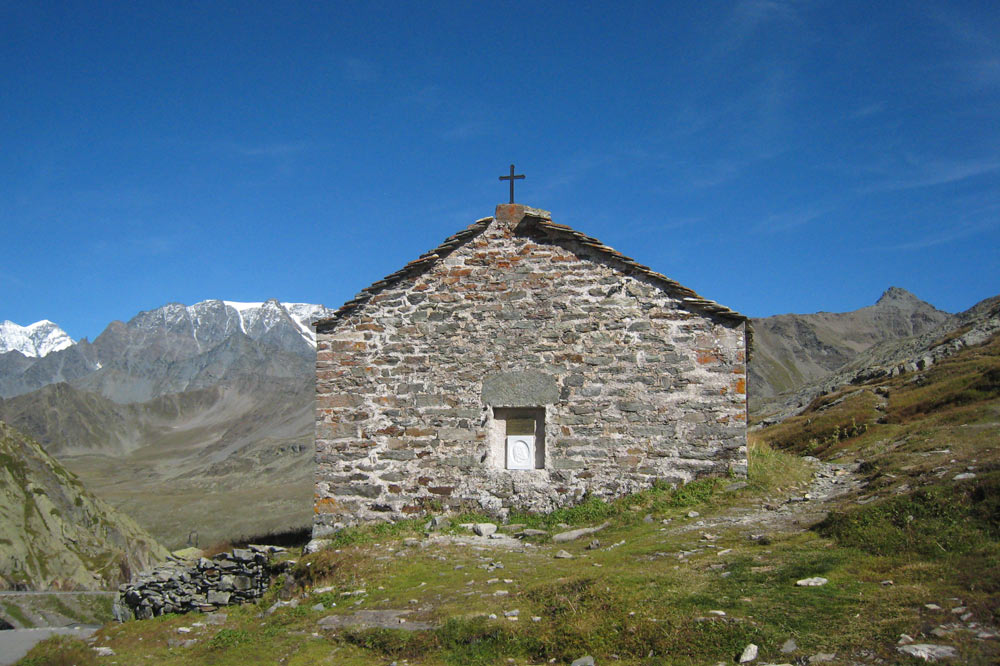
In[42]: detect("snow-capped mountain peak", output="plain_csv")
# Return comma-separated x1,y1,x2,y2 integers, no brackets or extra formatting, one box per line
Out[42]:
0,319,75,358
218,300,327,345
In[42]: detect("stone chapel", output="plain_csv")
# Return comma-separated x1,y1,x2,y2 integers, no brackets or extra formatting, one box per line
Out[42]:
312,204,748,536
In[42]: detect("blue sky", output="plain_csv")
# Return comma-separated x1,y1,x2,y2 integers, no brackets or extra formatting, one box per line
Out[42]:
3,1,998,341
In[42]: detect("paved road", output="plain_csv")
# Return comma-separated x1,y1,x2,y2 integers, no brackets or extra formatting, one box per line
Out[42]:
0,626,100,665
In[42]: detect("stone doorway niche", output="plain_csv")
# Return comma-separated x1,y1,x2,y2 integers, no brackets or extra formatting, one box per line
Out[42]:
489,407,545,470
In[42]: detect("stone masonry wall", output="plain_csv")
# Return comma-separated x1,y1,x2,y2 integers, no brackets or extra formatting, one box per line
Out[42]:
114,545,287,620
314,205,747,535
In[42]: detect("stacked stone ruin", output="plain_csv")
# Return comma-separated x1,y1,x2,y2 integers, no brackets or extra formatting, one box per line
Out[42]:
114,545,286,620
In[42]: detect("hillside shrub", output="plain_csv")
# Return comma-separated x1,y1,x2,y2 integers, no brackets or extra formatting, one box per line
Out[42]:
816,471,1000,558
17,635,97,666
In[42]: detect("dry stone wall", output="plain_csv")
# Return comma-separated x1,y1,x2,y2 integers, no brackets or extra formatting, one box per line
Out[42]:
314,205,747,534
114,546,286,620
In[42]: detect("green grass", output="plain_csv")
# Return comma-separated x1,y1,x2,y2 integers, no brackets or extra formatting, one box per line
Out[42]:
17,635,97,666
3,601,33,628
817,470,1000,558
746,437,812,491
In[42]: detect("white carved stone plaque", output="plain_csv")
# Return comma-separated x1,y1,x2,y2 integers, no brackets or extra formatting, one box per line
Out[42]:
506,435,535,470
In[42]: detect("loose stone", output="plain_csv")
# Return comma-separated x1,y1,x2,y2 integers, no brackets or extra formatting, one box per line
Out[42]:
897,644,959,661
474,523,498,537
795,577,828,587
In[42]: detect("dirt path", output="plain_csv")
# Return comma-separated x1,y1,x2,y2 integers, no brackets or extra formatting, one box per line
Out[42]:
674,459,866,537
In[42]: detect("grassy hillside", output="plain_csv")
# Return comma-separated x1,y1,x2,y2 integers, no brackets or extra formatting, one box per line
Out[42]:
0,421,167,591
21,333,1000,664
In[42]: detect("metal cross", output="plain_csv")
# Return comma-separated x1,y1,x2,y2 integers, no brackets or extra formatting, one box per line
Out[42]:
499,164,525,203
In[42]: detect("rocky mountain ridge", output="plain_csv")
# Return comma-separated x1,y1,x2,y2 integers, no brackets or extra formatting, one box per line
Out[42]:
0,420,167,590
0,299,332,402
748,287,954,408
754,291,1000,424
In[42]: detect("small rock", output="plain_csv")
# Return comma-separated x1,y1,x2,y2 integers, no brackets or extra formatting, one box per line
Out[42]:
587,540,601,550
687,510,699,518
925,603,942,610
708,610,726,616
494,590,509,596
303,539,330,554
553,521,610,543
503,609,519,617
898,634,915,645
795,577,828,587
311,603,325,611
426,516,451,531
571,656,595,666
781,638,798,653
266,600,291,615
532,616,541,622
474,523,497,537
808,653,836,663
176,627,191,633
739,643,758,662
643,513,654,523
488,613,497,619
554,550,573,559
93,647,115,656
950,606,966,614
953,472,976,480
726,481,748,491
881,580,894,586
897,644,959,661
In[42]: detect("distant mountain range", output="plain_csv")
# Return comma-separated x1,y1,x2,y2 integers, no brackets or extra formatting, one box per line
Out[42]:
748,287,954,409
0,299,330,402
0,299,331,548
751,288,1000,423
